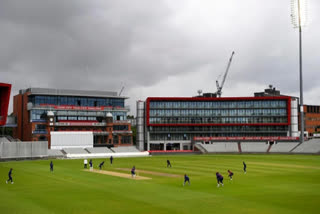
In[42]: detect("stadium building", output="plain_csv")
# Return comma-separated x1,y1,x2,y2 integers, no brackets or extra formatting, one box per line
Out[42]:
136,88,300,151
304,105,320,137
13,88,133,148
0,83,11,126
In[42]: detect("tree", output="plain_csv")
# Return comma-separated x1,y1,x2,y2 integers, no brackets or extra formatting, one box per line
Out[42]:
127,115,134,119
131,126,136,145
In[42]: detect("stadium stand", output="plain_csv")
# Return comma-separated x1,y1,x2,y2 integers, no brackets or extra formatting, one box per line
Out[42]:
85,147,114,154
194,143,208,153
291,139,320,153
269,142,299,153
6,136,19,142
0,136,10,143
47,149,65,158
240,142,269,153
110,146,140,153
63,148,89,154
200,143,239,153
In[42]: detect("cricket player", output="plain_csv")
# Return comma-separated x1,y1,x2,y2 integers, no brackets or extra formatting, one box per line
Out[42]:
167,159,172,168
183,174,190,186
50,161,54,172
228,170,234,180
89,159,93,170
84,159,88,169
243,161,247,174
110,156,113,165
216,172,224,187
6,168,13,184
99,161,105,170
131,166,136,178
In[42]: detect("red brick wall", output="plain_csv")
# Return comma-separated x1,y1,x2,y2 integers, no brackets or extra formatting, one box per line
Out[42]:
304,105,320,136
13,94,22,139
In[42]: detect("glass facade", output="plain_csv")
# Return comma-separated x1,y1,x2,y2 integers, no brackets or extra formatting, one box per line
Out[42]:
148,100,288,125
30,110,47,122
147,98,290,140
149,125,288,140
28,95,125,108
29,94,128,122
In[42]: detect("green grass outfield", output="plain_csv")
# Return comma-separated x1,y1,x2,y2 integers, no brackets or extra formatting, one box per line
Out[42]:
1,154,320,214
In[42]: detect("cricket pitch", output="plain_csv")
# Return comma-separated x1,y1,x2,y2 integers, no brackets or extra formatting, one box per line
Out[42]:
115,168,181,177
83,169,152,180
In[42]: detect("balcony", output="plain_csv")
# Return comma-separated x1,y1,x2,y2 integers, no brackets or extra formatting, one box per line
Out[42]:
32,130,48,134
113,120,131,124
27,103,130,112
53,122,107,126
112,130,133,134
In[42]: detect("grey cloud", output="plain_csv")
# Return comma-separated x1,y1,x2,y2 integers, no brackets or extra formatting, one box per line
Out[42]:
0,0,319,115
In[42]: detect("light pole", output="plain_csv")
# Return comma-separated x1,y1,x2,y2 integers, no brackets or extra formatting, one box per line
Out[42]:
291,0,308,143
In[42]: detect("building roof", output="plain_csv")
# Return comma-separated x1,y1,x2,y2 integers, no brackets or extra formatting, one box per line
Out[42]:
19,88,128,99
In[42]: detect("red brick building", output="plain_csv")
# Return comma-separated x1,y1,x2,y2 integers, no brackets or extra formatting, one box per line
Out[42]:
303,105,320,137
13,88,133,148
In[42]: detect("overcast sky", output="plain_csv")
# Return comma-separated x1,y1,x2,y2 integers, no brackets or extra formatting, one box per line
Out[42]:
1,0,319,116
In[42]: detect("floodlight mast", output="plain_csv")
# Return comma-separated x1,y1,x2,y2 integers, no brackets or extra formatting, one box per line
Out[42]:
291,0,308,144
216,51,235,97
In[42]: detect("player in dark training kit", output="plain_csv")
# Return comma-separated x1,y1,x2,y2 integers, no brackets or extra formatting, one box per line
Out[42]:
216,172,224,187
6,168,13,184
167,159,172,168
110,156,113,165
50,161,54,172
131,166,136,178
243,161,247,174
99,161,105,170
183,174,190,186
228,170,234,180
89,159,93,170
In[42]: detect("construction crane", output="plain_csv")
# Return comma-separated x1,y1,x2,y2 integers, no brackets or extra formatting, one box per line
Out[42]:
119,86,125,96
215,51,235,97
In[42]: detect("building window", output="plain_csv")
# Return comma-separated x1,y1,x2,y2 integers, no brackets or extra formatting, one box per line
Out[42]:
68,116,77,120
113,125,128,131
121,136,131,144
113,135,119,144
34,124,47,134
30,110,47,121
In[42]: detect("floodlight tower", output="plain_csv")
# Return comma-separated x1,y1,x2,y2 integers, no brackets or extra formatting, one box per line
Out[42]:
291,0,308,143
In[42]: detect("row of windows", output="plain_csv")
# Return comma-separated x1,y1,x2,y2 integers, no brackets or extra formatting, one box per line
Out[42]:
56,116,97,121
150,125,288,132
149,117,288,124
33,124,47,134
306,105,320,113
30,110,127,121
149,109,287,117
29,95,125,107
121,136,132,144
150,132,288,141
149,100,287,109
56,111,104,116
113,125,129,131
31,110,47,121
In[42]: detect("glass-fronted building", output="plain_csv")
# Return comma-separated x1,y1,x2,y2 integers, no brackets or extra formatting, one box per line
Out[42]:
137,96,298,151
13,88,132,148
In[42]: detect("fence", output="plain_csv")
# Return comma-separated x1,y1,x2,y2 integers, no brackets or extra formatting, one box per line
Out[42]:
0,141,48,159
